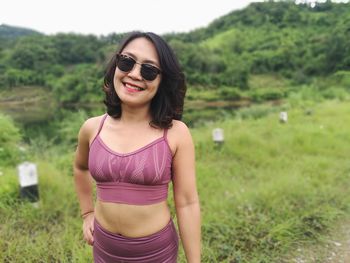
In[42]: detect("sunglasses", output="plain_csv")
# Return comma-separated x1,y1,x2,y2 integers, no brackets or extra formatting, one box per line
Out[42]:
116,54,161,81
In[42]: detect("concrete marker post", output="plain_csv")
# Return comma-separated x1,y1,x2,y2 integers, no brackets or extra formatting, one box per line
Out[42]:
17,162,40,208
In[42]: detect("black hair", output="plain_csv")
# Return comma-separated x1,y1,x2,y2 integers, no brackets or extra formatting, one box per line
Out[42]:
103,31,186,129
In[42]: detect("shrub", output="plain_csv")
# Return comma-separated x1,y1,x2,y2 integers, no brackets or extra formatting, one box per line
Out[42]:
331,71,350,90
320,87,349,100
0,114,21,167
250,88,286,102
219,86,242,100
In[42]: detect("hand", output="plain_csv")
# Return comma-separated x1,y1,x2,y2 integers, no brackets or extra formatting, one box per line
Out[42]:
82,213,94,245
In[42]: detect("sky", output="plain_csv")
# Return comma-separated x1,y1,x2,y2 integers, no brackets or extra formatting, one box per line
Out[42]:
0,0,264,36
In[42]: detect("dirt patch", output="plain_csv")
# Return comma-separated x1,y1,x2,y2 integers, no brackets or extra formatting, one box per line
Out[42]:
289,219,350,263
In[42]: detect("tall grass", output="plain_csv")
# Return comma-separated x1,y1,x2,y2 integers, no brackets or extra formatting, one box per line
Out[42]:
193,100,350,262
1,100,350,262
0,162,91,263
0,113,21,167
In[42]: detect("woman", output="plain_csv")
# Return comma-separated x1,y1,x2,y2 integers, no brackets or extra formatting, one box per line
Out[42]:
74,31,201,262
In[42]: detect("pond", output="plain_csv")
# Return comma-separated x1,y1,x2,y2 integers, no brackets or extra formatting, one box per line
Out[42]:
0,98,252,127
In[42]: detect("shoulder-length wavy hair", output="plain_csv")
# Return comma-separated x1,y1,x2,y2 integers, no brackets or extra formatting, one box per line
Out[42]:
103,31,186,129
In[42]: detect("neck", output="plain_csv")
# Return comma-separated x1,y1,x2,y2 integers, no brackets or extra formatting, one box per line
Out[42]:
119,104,152,125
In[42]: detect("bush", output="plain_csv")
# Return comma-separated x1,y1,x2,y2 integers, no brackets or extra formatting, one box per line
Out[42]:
250,88,286,102
331,71,350,90
219,86,242,100
320,87,349,100
236,104,284,120
0,114,21,167
56,110,88,146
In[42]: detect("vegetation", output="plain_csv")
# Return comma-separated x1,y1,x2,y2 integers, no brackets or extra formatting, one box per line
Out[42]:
1,99,350,262
0,114,21,166
1,1,350,106
193,100,350,262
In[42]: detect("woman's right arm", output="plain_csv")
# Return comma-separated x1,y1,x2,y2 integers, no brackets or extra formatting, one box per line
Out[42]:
74,120,95,245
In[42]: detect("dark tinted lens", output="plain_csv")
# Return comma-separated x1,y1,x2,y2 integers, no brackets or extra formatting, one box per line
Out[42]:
117,55,135,72
117,54,160,81
140,64,159,81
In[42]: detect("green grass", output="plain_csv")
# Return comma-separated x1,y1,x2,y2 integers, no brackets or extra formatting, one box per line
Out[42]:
248,74,290,90
192,100,350,262
0,162,90,263
1,100,350,262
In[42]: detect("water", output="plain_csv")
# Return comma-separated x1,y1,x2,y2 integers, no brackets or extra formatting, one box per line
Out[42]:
0,98,252,128
0,99,56,124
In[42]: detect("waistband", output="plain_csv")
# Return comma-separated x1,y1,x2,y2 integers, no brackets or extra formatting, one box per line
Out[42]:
94,218,176,241
93,218,179,262
96,181,169,205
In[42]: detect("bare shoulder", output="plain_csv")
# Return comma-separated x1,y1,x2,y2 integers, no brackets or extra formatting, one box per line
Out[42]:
78,114,106,143
169,120,191,136
167,120,193,155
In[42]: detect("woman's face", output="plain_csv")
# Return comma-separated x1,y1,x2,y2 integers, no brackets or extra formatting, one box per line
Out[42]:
113,37,162,108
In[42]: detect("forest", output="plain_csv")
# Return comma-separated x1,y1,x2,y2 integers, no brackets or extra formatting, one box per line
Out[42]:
1,1,350,104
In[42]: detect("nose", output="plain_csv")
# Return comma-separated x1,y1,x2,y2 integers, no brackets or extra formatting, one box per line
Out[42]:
127,63,143,80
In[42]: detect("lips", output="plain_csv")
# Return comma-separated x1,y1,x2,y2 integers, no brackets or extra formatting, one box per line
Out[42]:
123,82,145,92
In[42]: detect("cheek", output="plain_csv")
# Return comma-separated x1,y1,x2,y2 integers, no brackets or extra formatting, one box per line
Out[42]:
113,69,125,87
114,68,123,80
154,79,161,92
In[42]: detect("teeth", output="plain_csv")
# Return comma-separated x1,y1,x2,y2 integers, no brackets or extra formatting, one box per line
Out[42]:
125,83,143,91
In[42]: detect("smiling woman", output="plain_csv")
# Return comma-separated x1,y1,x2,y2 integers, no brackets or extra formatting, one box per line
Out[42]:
73,31,201,263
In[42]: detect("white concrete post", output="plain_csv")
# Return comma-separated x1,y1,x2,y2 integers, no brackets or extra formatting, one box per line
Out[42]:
17,162,39,206
279,111,288,123
212,128,224,147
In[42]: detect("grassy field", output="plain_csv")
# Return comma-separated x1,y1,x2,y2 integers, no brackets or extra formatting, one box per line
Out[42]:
1,99,350,262
193,99,350,262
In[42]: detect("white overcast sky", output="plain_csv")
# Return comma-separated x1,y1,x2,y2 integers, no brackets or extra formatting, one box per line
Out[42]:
0,0,265,36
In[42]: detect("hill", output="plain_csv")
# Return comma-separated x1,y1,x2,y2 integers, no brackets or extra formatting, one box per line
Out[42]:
0,24,42,50
0,1,350,110
0,24,41,40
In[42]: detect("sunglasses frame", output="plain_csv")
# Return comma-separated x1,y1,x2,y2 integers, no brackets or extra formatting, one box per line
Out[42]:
116,54,161,81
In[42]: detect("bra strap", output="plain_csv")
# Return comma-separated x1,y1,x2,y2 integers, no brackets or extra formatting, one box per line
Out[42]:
90,114,108,147
97,114,108,136
163,128,168,140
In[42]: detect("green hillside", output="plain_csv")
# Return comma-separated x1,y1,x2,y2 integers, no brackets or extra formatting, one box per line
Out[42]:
0,24,42,49
0,24,41,39
1,1,350,101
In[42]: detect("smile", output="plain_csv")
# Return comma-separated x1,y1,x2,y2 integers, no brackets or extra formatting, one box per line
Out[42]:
124,82,145,92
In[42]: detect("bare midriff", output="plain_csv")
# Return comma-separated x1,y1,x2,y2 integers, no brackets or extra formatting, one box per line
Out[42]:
94,199,171,238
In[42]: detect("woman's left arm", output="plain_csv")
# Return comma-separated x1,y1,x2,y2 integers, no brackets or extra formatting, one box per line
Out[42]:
172,122,201,263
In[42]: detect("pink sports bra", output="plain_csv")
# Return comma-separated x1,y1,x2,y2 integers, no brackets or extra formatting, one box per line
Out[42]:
88,114,173,205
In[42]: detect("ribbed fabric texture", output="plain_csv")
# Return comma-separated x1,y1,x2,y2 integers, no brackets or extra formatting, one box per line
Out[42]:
93,219,179,262
88,114,172,205
96,182,169,205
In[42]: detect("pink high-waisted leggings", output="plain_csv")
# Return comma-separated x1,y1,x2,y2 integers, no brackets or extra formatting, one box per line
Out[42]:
93,219,179,262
